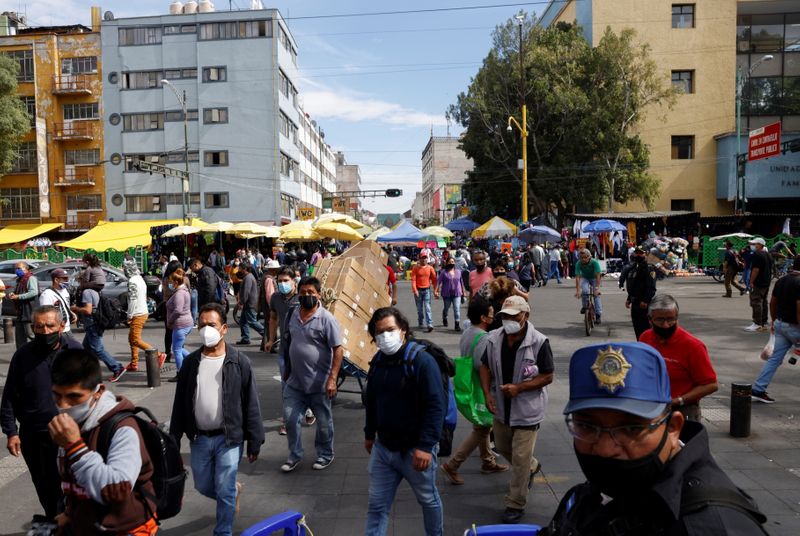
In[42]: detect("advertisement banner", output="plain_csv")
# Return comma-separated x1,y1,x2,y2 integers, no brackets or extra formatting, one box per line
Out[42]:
36,118,50,217
748,122,781,163
444,184,462,205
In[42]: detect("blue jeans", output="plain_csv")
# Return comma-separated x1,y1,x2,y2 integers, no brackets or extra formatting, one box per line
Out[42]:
415,287,432,327
442,296,461,324
547,260,561,283
743,267,752,291
239,305,264,343
190,434,242,536
365,441,442,536
83,323,123,374
282,384,334,463
580,278,603,315
190,288,199,324
172,326,193,370
754,320,800,393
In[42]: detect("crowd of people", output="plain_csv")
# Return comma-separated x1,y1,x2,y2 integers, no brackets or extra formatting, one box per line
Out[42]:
1,233,796,536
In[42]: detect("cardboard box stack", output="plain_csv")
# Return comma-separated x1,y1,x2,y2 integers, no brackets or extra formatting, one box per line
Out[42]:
315,241,391,372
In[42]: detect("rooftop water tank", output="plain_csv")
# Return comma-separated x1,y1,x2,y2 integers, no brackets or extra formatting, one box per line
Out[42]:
183,1,198,14
169,1,183,14
198,0,215,13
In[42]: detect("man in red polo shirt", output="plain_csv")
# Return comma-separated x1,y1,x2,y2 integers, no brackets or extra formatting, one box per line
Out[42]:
639,294,718,422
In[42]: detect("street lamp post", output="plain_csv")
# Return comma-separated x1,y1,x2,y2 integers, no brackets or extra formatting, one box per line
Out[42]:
160,79,190,224
507,15,528,223
735,54,773,214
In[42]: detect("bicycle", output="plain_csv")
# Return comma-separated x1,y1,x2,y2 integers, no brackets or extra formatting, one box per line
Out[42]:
582,291,597,336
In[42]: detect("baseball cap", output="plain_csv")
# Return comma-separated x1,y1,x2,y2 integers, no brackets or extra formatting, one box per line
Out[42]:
497,295,531,316
564,342,671,420
418,253,428,259
748,237,766,246
266,260,280,269
51,268,69,279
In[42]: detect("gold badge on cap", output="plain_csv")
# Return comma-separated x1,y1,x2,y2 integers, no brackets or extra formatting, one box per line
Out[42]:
591,346,632,393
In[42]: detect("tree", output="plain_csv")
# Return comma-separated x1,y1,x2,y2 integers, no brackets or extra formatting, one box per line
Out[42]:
450,15,677,225
0,54,31,176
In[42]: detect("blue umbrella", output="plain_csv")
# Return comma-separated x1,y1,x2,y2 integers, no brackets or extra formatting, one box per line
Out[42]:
444,217,479,233
582,219,627,234
519,225,561,244
376,221,427,243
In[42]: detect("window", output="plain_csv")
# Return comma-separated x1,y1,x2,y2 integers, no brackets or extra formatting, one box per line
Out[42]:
126,195,164,213
10,142,36,173
671,5,694,29
66,195,102,211
279,69,289,98
121,71,162,89
749,14,784,53
166,151,199,164
205,192,230,208
164,25,180,35
671,136,694,159
671,70,694,94
61,56,97,75
63,102,99,120
119,26,163,46
0,188,38,219
164,68,197,80
122,112,165,131
3,49,34,82
165,193,201,205
198,20,270,40
203,108,229,123
671,199,695,211
164,109,198,121
204,151,229,167
181,24,197,33
202,66,227,82
20,96,35,127
64,149,100,166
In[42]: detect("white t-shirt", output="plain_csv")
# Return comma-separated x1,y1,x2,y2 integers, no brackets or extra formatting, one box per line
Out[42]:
39,287,72,332
549,248,561,262
194,353,225,431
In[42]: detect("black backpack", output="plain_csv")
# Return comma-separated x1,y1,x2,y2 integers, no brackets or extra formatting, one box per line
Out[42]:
92,295,124,330
97,406,187,523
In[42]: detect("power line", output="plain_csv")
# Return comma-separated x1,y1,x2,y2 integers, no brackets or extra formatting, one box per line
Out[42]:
283,2,551,21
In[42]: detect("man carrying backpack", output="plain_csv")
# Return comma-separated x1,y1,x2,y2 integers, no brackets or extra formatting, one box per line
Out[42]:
48,348,159,535
364,307,445,536
71,285,126,383
479,295,554,524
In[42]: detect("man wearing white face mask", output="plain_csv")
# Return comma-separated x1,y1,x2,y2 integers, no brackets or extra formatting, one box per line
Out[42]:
170,303,265,536
479,295,554,524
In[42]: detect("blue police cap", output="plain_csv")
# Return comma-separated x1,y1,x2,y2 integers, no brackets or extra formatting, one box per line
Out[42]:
564,342,671,419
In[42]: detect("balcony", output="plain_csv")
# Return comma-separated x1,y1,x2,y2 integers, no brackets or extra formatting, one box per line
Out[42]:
52,75,93,95
54,167,96,186
52,122,94,141
54,213,97,231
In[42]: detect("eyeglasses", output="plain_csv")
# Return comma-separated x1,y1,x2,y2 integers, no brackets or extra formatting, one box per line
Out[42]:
650,316,677,326
565,413,670,447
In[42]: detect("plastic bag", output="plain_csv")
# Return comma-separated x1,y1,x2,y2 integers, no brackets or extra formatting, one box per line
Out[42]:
760,332,775,361
453,356,493,427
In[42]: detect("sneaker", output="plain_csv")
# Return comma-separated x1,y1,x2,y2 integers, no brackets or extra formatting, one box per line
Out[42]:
312,457,334,470
440,462,464,485
751,391,775,404
454,322,461,332
279,425,287,436
304,409,316,426
580,307,586,314
722,294,732,298
158,352,167,369
281,459,300,473
109,368,126,383
235,482,243,515
442,318,448,327
502,507,525,524
740,288,747,296
235,340,251,346
595,315,601,325
125,363,139,372
480,462,509,474
744,323,761,332
426,326,434,333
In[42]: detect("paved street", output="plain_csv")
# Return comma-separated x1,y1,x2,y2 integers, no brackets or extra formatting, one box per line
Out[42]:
1,276,799,535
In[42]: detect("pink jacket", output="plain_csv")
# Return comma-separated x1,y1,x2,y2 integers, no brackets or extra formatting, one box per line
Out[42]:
166,286,193,329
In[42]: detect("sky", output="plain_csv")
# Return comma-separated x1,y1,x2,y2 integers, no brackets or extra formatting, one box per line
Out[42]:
17,1,542,216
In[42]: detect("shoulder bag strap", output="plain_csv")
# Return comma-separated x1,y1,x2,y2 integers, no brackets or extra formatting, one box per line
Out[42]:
468,332,486,360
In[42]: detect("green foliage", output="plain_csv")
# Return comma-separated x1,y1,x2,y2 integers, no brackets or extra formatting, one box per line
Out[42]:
450,15,678,225
0,54,31,177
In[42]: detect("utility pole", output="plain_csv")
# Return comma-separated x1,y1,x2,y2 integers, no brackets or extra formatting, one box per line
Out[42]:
160,80,190,224
507,15,528,223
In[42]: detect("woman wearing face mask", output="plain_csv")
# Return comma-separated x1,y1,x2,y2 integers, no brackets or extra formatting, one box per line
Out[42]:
166,269,193,380
435,258,466,331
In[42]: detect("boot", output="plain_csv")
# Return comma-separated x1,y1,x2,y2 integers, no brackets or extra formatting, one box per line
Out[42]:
443,317,448,327
454,321,461,332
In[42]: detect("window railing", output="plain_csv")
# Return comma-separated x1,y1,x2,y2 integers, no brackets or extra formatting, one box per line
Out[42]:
52,122,94,140
54,167,95,186
54,213,97,230
52,75,93,94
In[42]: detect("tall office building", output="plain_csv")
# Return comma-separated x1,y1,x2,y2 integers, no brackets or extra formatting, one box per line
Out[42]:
421,135,472,223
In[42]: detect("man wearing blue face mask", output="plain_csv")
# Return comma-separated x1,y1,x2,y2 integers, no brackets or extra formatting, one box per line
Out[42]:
541,343,767,535
265,267,299,355
8,261,38,349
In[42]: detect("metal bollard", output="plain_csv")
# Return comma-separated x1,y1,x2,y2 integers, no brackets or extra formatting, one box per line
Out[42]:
3,318,14,345
730,383,752,438
145,349,161,388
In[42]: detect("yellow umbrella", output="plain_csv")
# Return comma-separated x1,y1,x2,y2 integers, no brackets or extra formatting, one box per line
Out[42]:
280,226,321,242
472,216,518,239
365,227,391,241
314,222,364,242
200,221,234,233
354,224,374,236
421,225,454,238
281,220,314,232
313,213,362,229
160,225,201,238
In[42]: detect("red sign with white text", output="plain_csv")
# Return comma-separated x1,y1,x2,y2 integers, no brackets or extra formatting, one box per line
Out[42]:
748,122,781,162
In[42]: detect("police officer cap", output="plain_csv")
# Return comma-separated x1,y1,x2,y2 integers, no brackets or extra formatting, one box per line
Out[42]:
564,342,671,420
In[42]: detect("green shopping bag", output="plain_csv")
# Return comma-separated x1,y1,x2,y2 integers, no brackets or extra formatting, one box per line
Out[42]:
453,333,493,427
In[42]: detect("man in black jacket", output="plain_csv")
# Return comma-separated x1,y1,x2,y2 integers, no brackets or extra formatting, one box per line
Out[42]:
0,305,82,530
170,302,265,536
620,247,657,340
191,257,219,308
541,342,767,536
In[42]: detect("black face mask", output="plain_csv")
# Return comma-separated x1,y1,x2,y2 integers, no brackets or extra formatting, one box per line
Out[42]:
651,323,677,339
574,415,671,499
299,295,318,310
475,264,486,272
34,331,60,350
446,264,455,270
493,272,505,278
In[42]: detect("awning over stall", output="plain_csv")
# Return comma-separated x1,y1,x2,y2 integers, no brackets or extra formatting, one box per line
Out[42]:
0,223,62,246
59,219,204,251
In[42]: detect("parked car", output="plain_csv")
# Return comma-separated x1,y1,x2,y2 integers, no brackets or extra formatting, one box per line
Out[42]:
1,260,160,320
0,259,51,290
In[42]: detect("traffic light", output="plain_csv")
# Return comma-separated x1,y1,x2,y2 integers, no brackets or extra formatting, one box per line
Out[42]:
788,138,800,153
385,188,402,198
737,154,746,178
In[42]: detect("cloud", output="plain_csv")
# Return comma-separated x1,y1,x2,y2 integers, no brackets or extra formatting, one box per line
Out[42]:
303,89,447,128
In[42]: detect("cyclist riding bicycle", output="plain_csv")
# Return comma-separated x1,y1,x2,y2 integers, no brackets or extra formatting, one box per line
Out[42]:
574,248,603,324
